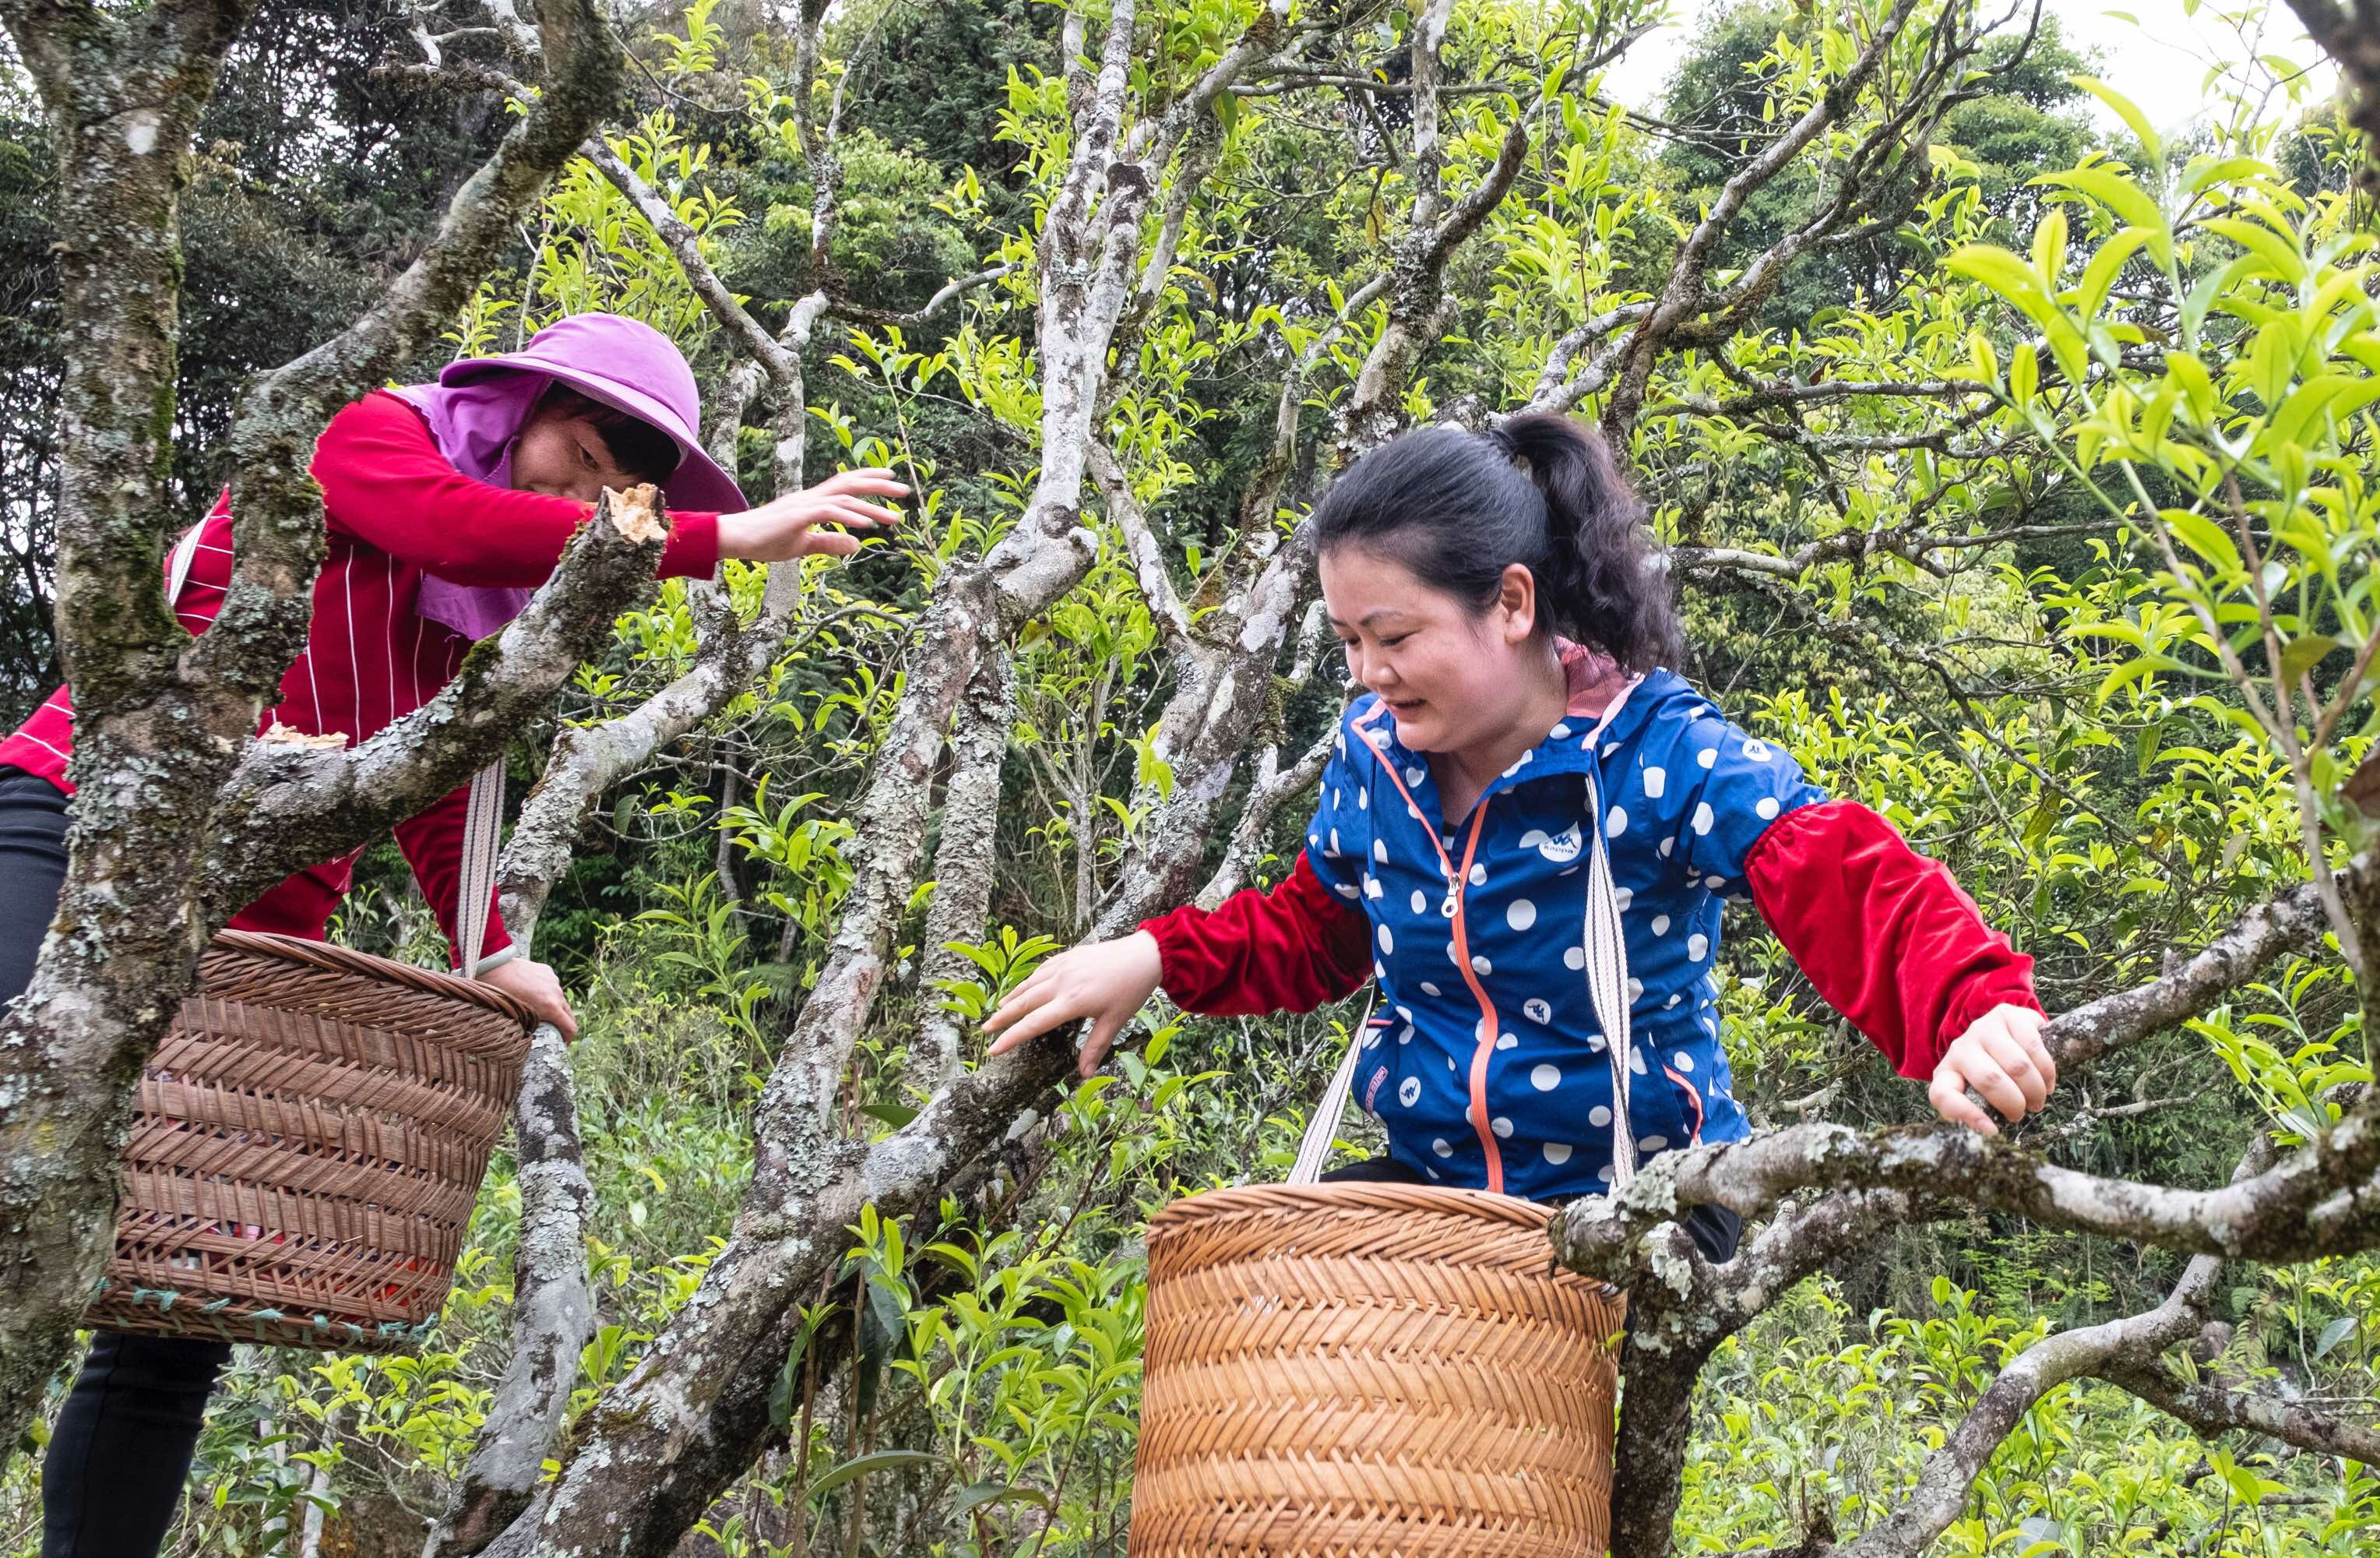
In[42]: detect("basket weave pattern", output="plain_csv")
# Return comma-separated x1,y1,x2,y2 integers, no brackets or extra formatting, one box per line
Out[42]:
1132,1183,1626,1557
86,930,533,1351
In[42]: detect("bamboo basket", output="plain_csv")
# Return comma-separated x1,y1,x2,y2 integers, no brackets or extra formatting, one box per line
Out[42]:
1130,1182,1626,1557
1131,763,1646,1554
85,929,535,1352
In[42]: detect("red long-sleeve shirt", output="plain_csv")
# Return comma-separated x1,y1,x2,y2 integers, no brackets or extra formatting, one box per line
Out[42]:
1140,799,2038,1082
0,390,724,965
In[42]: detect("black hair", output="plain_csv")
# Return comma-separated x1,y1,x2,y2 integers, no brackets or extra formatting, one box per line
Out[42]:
1309,413,1681,673
536,384,681,488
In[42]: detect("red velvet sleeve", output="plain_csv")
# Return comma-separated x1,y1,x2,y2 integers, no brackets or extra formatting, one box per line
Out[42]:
1745,799,2041,1080
228,855,357,942
392,784,513,970
1136,850,1372,1017
313,391,721,583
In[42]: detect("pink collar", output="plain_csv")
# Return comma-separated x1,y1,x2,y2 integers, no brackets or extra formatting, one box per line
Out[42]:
1555,637,1626,719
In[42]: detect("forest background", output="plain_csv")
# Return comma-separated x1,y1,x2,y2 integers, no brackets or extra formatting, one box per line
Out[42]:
4,1,2380,1555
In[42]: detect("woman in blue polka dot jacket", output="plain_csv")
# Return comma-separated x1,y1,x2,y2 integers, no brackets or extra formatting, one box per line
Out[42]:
987,413,2054,1262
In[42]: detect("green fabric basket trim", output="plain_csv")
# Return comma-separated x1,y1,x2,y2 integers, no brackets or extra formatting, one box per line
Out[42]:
90,1281,441,1347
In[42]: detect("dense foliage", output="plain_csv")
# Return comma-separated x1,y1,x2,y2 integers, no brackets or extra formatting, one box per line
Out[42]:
4,1,2378,1553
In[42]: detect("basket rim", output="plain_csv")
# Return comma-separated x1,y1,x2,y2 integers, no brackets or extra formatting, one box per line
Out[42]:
1146,1180,1561,1238
209,929,534,1029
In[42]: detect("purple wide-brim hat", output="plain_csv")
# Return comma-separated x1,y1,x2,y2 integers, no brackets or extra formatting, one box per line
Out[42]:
438,312,747,515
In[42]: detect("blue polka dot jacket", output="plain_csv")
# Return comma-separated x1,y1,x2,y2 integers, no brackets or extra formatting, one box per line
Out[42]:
1139,641,2040,1202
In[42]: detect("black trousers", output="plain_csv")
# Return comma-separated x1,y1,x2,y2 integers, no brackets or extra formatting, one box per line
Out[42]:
0,768,232,1558
1317,1153,1745,1261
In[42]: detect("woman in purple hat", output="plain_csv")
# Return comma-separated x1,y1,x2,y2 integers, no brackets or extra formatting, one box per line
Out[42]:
5,312,906,1557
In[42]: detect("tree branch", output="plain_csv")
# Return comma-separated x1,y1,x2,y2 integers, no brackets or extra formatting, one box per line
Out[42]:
915,643,1016,1090
2050,851,2370,1075
1531,0,1939,428
1089,439,1193,652
2285,1,2380,178
586,138,797,386
1840,1257,2223,1556
1557,1099,2380,1287
423,1024,592,1558
1199,720,1338,908
511,562,995,1553
2107,1355,2380,1467
193,490,662,922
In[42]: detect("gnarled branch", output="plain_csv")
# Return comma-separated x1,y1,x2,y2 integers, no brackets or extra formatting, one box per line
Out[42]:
199,488,670,921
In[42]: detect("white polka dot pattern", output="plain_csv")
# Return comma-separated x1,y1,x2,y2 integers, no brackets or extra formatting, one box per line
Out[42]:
1283,671,1822,1200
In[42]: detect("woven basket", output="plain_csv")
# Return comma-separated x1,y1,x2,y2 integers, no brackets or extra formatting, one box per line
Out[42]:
1131,1182,1627,1557
85,929,534,1352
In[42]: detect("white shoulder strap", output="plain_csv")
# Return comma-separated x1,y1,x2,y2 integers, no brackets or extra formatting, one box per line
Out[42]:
1285,771,1639,1191
165,524,204,608
1287,989,1375,1186
456,761,507,975
1582,770,1638,1189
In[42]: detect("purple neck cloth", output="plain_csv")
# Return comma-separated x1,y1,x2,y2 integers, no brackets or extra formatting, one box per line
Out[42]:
385,312,748,641
386,373,547,640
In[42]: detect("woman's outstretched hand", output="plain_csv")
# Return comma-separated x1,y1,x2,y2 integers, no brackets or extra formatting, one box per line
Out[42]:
1929,1003,2056,1134
716,468,909,562
982,931,1165,1078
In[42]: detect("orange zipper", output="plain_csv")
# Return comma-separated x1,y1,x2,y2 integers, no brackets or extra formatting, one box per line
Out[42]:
1449,807,1505,1192
1352,711,1508,1191
1664,1063,1704,1146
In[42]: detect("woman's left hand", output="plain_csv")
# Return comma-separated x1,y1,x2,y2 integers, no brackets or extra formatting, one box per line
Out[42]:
1929,1003,2055,1134
480,956,580,1042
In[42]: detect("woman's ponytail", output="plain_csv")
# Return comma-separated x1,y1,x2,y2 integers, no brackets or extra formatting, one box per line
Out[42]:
1488,414,1679,672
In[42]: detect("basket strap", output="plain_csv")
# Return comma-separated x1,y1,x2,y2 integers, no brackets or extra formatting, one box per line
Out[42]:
1283,774,1638,1193
1582,769,1637,1189
165,523,203,608
1287,988,1375,1186
456,761,506,975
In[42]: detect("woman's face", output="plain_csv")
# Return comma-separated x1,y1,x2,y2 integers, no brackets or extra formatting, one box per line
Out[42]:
1321,544,1541,755
509,405,642,502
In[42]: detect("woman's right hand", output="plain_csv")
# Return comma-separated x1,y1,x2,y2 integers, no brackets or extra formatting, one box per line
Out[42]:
479,955,580,1042
983,931,1165,1077
715,468,910,562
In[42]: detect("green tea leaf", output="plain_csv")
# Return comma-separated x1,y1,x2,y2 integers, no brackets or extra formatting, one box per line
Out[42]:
807,1450,937,1499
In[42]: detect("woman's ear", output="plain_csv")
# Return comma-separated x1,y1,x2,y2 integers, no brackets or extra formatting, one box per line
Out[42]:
1498,563,1537,645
